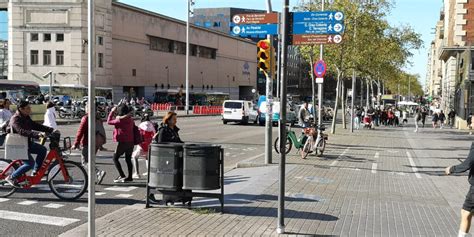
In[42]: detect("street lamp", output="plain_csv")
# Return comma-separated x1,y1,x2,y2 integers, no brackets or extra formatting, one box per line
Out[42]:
165,66,170,89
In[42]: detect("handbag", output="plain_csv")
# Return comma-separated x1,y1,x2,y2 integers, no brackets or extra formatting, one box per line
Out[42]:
5,125,28,161
133,124,143,145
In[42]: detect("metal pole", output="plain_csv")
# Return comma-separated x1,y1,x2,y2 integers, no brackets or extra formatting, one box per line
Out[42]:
408,76,411,101
310,54,316,119
277,0,289,233
265,0,273,165
317,0,324,133
351,70,355,132
87,0,96,236
49,73,53,99
276,15,281,99
185,0,191,114
366,79,369,108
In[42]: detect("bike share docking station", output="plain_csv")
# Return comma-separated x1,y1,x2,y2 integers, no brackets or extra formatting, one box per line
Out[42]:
145,143,224,213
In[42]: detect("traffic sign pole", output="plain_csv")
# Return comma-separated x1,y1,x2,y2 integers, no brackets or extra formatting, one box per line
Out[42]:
264,0,273,166
318,0,324,135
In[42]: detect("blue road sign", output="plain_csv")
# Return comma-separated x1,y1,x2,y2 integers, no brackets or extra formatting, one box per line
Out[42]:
293,11,344,23
292,22,344,35
314,60,327,78
232,24,278,36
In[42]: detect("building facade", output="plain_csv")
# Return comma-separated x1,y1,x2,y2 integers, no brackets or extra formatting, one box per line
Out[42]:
5,0,257,102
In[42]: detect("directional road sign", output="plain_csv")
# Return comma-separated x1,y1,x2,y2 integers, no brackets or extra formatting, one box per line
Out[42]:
291,34,343,45
292,22,344,35
232,24,278,36
293,11,344,23
232,13,279,25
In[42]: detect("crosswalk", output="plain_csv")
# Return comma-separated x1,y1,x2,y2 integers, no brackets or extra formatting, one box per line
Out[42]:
0,185,142,227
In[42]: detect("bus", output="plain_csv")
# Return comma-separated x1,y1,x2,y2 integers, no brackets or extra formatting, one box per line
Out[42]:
40,85,113,101
0,80,45,122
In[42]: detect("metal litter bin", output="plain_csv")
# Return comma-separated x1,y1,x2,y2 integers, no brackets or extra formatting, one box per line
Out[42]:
148,143,183,189
183,144,221,190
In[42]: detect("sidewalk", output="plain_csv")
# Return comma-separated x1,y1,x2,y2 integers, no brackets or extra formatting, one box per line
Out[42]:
61,122,468,236
56,111,219,125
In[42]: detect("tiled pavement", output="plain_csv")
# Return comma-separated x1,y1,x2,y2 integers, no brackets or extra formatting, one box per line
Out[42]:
61,121,472,236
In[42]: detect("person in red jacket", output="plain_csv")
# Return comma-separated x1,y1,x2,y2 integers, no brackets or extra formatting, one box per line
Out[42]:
131,114,156,179
108,104,135,183
72,105,107,184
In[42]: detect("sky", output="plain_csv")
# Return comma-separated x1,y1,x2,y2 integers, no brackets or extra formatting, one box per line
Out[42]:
0,0,443,87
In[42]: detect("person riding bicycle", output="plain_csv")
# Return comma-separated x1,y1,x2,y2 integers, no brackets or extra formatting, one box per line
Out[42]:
298,101,311,128
5,100,54,187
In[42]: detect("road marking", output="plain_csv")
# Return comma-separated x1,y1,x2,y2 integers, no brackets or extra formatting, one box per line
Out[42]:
0,210,80,226
115,194,133,198
95,192,106,196
104,186,138,192
340,167,360,171
18,200,38,206
0,198,9,202
406,151,422,179
74,207,88,212
44,203,64,209
237,153,264,165
374,152,379,159
330,147,350,167
372,163,377,174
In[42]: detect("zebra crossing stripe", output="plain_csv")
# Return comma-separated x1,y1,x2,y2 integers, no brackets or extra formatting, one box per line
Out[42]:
44,203,64,209
73,207,88,212
104,186,138,192
18,200,38,206
0,198,9,202
115,194,133,198
0,210,80,226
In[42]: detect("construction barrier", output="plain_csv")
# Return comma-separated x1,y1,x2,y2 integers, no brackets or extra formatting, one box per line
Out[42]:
192,106,223,115
151,103,172,111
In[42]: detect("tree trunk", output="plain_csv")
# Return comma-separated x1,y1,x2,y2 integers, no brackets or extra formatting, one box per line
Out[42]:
360,78,364,107
370,79,375,108
342,80,347,129
377,79,381,107
331,72,342,134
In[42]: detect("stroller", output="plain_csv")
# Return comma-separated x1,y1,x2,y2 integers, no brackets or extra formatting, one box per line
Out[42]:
363,115,373,129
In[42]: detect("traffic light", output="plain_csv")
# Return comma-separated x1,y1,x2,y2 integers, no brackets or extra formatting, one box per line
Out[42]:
257,39,271,74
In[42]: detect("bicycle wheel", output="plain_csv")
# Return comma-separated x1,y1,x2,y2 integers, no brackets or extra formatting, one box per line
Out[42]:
301,138,314,159
274,137,292,155
316,139,326,157
48,160,88,201
0,159,17,197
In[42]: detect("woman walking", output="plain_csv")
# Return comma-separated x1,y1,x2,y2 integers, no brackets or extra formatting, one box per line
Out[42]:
131,114,156,179
432,112,439,128
156,112,183,143
108,104,135,183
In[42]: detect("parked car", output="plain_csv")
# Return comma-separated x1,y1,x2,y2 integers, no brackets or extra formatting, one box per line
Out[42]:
258,101,297,126
222,100,256,125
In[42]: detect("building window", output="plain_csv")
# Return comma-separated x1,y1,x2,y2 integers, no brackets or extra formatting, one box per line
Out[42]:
198,46,217,59
132,69,136,76
30,50,38,65
191,45,198,56
98,53,103,68
44,33,51,42
43,50,51,65
56,51,64,65
175,41,186,55
31,33,38,42
98,36,103,45
56,33,64,42
149,36,173,53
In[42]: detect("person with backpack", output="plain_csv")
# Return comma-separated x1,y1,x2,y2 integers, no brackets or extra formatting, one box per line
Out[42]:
108,104,135,183
446,144,474,237
72,103,107,184
131,114,156,179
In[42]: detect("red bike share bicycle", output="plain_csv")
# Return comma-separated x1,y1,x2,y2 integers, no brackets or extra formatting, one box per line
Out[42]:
0,131,88,200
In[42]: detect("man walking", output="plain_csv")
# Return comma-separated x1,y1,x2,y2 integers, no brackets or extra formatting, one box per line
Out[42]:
449,109,456,128
446,143,474,237
298,101,310,128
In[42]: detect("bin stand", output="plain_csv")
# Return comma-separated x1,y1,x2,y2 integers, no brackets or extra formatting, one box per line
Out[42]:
146,148,225,214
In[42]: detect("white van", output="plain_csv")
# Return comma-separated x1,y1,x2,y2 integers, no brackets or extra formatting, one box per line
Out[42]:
222,100,256,124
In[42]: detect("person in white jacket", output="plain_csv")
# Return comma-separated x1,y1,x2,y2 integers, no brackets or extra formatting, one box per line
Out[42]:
43,102,57,129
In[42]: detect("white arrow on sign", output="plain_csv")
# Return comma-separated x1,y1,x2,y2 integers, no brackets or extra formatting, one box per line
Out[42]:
334,34,342,44
334,23,343,33
232,15,241,24
335,12,344,21
232,26,241,35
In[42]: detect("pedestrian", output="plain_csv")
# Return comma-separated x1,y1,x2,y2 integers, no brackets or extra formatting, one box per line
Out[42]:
155,111,183,143
439,110,446,129
432,112,439,128
402,110,408,124
446,143,474,237
421,108,427,128
388,109,395,126
449,109,456,128
468,113,473,135
43,101,57,130
414,109,421,133
108,104,135,183
354,107,360,130
298,101,310,128
0,99,12,146
72,104,107,184
131,114,156,179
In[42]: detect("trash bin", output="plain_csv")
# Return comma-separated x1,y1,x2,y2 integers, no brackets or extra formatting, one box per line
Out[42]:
148,143,183,189
183,144,221,190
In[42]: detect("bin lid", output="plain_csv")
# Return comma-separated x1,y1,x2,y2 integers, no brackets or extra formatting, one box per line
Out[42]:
184,143,221,149
151,142,184,148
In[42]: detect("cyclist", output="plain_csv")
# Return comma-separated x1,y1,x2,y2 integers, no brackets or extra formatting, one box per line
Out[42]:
5,100,54,187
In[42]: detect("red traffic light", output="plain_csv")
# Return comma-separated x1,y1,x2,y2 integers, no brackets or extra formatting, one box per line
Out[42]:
257,40,270,50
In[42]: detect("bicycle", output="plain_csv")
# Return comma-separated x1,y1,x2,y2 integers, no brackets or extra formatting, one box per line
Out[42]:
302,124,328,158
0,132,88,200
274,124,316,159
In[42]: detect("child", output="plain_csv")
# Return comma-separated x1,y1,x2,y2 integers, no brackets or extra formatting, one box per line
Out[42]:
132,114,156,178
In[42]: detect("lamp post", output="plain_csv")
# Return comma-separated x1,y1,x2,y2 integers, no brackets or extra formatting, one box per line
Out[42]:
165,66,169,89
